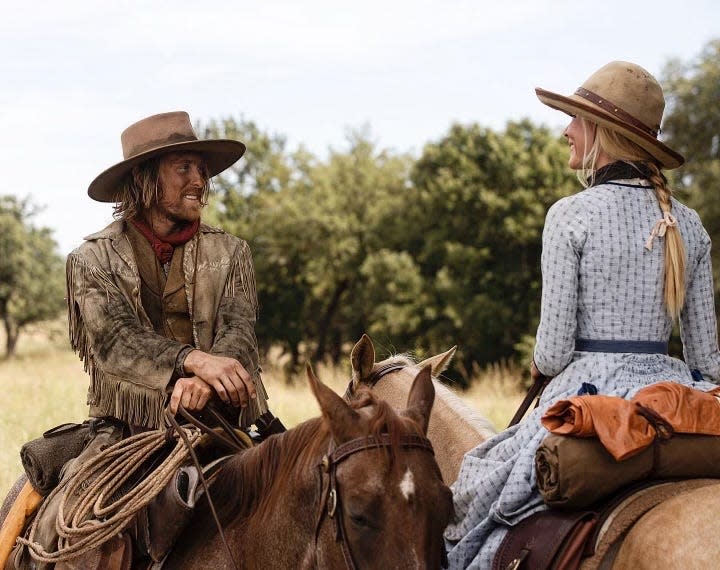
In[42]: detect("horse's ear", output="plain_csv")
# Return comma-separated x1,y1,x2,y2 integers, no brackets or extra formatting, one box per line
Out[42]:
416,346,456,376
350,334,376,384
307,363,362,443
402,365,435,435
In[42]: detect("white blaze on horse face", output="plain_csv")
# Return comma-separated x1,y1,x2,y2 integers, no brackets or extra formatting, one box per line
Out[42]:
399,467,415,501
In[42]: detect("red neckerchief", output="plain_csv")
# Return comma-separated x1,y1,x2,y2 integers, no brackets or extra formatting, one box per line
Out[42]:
130,218,200,264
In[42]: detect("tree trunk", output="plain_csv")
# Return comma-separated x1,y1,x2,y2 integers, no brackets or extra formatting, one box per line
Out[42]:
3,317,19,358
313,279,349,362
285,343,301,385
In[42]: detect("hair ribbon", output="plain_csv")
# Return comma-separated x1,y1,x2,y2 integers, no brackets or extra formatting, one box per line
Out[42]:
645,211,678,251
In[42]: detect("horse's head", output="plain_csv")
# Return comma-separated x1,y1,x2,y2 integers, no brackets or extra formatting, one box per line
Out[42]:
346,334,495,485
307,363,453,569
349,333,457,394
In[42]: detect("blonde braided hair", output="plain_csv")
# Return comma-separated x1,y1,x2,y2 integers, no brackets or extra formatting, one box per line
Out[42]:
584,124,686,319
644,160,686,318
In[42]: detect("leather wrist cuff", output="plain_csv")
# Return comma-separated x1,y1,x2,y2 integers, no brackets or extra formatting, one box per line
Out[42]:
174,346,196,378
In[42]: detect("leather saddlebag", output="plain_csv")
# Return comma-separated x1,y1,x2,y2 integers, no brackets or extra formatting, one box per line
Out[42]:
492,510,597,570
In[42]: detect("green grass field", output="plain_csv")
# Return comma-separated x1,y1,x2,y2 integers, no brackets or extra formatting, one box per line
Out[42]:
0,329,524,498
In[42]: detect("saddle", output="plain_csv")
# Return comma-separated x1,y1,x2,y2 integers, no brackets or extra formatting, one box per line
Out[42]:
4,409,286,570
492,478,720,570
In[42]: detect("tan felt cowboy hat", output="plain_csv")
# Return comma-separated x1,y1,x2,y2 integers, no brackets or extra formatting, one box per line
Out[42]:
535,61,684,169
88,111,246,202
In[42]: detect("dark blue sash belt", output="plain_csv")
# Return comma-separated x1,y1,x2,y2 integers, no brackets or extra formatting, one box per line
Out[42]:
575,338,668,355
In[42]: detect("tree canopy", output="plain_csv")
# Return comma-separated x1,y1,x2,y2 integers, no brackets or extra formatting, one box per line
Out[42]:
7,39,718,381
201,117,574,383
194,38,720,383
0,196,66,357
662,39,720,291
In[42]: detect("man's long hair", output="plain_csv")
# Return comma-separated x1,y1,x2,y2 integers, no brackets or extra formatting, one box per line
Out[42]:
112,156,210,221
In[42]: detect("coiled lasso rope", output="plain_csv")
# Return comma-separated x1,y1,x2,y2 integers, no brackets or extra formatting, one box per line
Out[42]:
17,422,203,563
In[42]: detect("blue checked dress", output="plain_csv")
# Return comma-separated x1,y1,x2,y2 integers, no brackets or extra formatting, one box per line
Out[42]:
445,178,720,569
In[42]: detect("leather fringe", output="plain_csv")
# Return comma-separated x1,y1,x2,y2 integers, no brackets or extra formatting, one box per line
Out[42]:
66,254,166,428
67,240,266,430
224,241,259,317
240,375,270,428
90,376,166,428
66,253,115,374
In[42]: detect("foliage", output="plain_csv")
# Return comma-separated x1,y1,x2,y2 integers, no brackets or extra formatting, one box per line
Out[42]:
198,117,574,382
406,120,576,379
203,119,415,368
662,39,720,291
0,196,66,357
183,43,720,383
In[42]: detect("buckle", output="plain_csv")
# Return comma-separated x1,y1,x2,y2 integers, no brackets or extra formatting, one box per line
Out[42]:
327,489,337,518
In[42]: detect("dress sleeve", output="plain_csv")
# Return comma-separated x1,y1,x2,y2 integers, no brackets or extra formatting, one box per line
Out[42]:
533,197,587,377
680,227,720,383
209,240,269,424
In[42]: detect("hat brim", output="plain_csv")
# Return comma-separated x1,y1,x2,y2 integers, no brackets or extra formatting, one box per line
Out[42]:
88,139,246,202
535,87,684,170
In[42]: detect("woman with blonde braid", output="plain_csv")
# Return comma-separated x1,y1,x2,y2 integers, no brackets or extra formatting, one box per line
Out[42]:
445,61,720,569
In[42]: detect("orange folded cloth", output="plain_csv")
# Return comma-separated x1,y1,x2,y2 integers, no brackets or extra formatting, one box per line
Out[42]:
541,382,720,461
634,382,720,435
542,396,655,460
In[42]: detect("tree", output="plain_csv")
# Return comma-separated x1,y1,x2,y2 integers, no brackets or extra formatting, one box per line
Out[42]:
661,39,720,291
198,117,315,365
197,116,579,380
239,130,413,366
199,118,417,369
0,196,66,357
299,131,414,362
407,120,577,381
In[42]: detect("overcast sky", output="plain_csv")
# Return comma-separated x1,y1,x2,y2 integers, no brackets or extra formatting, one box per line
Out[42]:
2,0,718,254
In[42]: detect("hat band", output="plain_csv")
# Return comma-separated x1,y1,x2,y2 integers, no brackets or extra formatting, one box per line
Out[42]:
126,132,199,159
575,87,658,138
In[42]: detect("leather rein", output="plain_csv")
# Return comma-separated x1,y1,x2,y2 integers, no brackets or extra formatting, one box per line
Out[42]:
312,433,435,570
319,361,435,569
162,405,286,569
164,405,244,570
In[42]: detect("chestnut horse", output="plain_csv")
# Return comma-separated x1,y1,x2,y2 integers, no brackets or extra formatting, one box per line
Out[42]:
164,363,452,569
346,334,720,569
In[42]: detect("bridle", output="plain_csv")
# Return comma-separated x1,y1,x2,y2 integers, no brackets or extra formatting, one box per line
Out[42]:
336,360,450,569
312,432,436,570
343,361,409,399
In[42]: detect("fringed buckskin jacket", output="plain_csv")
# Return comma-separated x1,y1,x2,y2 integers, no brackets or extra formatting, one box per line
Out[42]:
66,220,268,430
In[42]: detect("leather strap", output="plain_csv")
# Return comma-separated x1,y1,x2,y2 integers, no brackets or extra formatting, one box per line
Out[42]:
344,362,408,399
508,374,550,428
173,406,243,453
492,510,597,570
314,433,435,570
575,88,659,137
164,407,239,570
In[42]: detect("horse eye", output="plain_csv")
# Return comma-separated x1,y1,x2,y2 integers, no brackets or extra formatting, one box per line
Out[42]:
350,513,370,527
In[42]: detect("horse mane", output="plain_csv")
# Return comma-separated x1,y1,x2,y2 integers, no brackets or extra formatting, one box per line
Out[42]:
210,386,422,527
375,354,497,439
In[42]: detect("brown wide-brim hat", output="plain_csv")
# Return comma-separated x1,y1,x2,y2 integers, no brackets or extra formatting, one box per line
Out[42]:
535,61,684,169
88,111,246,202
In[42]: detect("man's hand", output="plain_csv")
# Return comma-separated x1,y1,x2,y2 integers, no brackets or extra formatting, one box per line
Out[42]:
182,350,256,408
169,376,213,414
